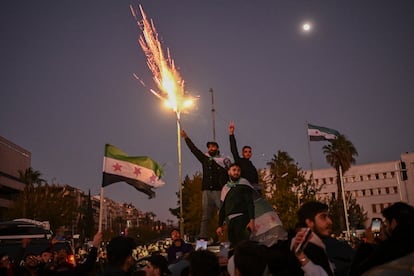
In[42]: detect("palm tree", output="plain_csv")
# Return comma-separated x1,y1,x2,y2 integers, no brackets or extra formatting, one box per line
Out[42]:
323,134,358,231
18,167,45,186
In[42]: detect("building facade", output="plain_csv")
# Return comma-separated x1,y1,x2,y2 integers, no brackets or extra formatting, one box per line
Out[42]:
0,136,30,219
305,152,414,224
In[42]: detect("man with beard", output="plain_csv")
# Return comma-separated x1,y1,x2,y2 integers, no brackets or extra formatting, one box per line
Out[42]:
217,163,255,247
181,129,231,240
291,201,335,276
166,228,194,265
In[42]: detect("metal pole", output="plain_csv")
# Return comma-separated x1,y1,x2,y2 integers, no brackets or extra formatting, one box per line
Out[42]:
306,121,314,182
210,88,216,142
339,165,351,239
98,187,104,233
176,112,184,237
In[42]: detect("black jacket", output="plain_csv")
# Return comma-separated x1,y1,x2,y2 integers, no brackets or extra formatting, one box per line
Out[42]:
350,224,414,275
184,137,229,191
229,134,258,184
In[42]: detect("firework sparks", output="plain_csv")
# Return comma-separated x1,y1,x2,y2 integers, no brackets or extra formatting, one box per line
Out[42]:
131,4,195,114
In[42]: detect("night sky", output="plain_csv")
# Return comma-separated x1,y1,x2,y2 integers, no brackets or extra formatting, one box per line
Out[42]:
1,1,413,222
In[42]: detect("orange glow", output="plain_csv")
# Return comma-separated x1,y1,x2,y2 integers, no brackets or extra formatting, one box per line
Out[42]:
131,4,194,114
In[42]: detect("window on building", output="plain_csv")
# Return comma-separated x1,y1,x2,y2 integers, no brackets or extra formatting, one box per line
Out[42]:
323,178,327,185
375,173,379,180
362,190,366,196
385,187,390,194
372,204,377,213
383,173,387,179
370,188,374,195
378,188,382,195
391,172,395,178
380,203,384,211
393,186,398,194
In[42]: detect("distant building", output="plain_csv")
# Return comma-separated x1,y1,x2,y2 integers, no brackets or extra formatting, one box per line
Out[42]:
0,136,30,219
304,152,414,224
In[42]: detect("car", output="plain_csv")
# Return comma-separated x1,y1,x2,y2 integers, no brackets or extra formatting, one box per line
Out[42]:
0,219,76,266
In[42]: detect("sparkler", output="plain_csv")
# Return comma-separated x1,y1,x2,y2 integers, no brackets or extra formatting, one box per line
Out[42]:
131,4,196,236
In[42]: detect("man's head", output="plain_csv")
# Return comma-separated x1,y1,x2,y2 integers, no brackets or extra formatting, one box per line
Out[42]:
297,201,332,238
228,163,241,182
106,236,136,271
242,146,252,159
170,228,181,242
206,141,219,157
188,250,220,276
24,253,39,268
40,249,52,263
143,254,170,276
382,201,414,236
232,240,267,276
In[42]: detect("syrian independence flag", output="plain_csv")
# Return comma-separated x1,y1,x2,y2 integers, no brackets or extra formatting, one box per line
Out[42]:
102,144,165,198
251,196,288,247
308,123,340,141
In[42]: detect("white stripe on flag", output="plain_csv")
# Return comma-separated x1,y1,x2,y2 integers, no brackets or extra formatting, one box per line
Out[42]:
104,157,164,187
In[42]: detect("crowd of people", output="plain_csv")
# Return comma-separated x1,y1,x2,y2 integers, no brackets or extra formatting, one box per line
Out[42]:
2,121,414,275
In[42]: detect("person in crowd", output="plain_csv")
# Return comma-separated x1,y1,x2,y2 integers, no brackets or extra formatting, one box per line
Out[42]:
143,254,171,276
166,229,193,265
186,250,221,276
39,249,53,269
349,201,414,275
323,235,354,276
45,231,102,275
290,201,335,276
228,121,259,191
181,129,231,240
15,252,40,276
227,240,268,276
217,163,255,248
0,254,13,276
102,235,136,276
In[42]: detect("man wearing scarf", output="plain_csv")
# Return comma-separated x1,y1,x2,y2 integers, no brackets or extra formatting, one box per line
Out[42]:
181,129,231,240
217,163,255,247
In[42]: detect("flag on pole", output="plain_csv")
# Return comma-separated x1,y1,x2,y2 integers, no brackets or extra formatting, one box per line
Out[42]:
307,123,340,141
102,144,165,198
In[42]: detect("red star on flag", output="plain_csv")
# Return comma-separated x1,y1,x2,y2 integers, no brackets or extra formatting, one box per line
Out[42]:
112,163,122,172
133,167,142,177
149,174,158,183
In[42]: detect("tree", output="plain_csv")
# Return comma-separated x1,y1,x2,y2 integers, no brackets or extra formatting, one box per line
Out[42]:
264,150,319,230
323,134,358,231
7,184,78,232
18,167,45,186
169,172,218,240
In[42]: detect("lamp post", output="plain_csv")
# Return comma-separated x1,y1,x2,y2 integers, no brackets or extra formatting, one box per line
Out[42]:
176,111,184,237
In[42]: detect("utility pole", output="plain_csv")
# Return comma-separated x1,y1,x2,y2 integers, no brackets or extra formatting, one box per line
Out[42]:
209,88,216,141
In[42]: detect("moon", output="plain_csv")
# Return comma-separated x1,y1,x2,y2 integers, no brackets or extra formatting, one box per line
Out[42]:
302,22,312,32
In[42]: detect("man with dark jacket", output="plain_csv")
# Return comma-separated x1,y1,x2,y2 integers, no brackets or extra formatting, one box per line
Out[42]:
350,202,414,275
229,121,258,187
217,163,255,247
181,129,231,240
167,229,194,265
101,236,136,276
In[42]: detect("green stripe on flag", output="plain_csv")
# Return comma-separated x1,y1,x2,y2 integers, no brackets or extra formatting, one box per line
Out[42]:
104,144,163,177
